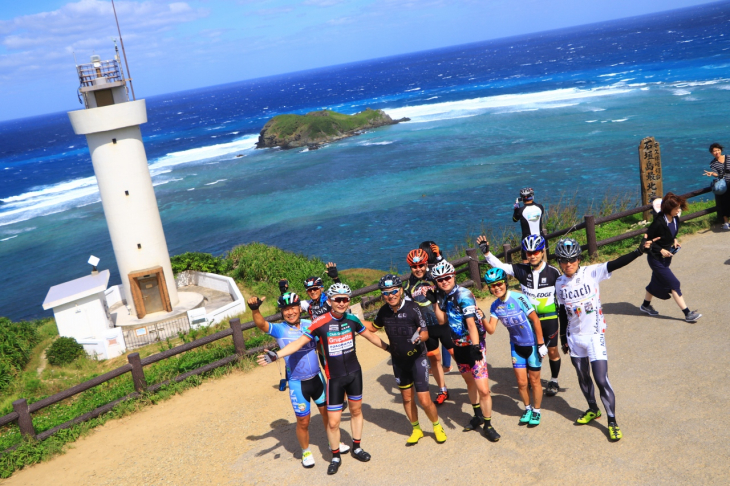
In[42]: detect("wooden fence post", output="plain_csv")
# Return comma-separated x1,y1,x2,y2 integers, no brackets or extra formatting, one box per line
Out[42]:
503,243,512,264
127,353,147,393
12,398,35,438
584,215,598,259
465,248,482,290
230,318,246,356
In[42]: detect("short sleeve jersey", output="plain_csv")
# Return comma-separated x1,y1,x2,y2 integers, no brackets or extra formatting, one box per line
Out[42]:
304,312,366,379
402,274,439,327
437,285,483,346
267,320,320,381
373,299,427,360
555,263,611,336
301,294,331,319
489,291,537,346
513,203,546,238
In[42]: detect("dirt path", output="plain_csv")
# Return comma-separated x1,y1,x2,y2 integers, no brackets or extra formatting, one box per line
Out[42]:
6,228,729,485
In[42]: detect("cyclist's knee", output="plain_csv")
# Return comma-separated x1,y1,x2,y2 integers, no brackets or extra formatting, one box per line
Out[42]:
296,415,311,428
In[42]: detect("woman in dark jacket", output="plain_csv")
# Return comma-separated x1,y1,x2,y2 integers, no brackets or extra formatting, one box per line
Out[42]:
703,142,730,230
639,192,702,322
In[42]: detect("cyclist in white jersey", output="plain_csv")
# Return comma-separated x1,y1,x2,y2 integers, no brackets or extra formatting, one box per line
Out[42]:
554,236,654,442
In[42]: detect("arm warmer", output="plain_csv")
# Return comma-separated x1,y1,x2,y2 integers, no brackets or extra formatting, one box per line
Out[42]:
512,207,521,222
606,248,643,273
558,304,568,347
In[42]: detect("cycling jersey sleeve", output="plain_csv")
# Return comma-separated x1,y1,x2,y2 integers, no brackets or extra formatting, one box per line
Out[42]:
513,206,523,223
348,314,367,334
485,252,515,276
412,304,427,329
605,248,642,273
267,322,283,338
373,309,385,330
489,299,500,319
558,304,568,346
459,289,478,320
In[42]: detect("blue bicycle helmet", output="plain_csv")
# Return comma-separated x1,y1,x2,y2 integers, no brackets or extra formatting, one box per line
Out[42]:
484,268,507,285
522,234,546,252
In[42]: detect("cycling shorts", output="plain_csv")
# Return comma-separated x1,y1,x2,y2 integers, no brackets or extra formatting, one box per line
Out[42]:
452,340,488,380
541,318,559,348
392,355,430,393
327,370,363,412
568,333,607,362
511,343,541,371
425,324,454,353
289,372,326,417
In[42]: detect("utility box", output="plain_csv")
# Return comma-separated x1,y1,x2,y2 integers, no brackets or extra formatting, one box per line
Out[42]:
42,270,126,360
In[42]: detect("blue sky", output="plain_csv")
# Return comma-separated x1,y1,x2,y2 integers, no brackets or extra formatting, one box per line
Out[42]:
0,0,719,121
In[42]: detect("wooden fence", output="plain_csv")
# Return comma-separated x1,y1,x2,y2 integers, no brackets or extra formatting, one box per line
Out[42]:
0,185,717,453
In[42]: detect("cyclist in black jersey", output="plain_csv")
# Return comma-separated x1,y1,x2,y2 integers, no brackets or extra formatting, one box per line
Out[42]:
258,283,389,475
477,234,563,396
403,248,454,405
372,274,448,445
513,188,547,262
301,262,342,318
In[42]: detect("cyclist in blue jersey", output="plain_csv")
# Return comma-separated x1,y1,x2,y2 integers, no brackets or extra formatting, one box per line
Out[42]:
257,283,390,475
248,292,349,469
482,268,548,426
432,260,501,442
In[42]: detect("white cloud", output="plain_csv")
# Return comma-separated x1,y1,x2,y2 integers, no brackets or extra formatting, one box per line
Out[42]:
0,0,208,78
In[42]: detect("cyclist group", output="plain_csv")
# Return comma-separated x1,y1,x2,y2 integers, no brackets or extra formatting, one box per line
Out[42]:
251,187,659,474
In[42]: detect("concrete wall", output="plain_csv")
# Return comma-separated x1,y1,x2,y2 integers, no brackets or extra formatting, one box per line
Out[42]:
68,100,179,316
77,328,126,360
53,292,112,341
104,284,126,308
175,271,246,325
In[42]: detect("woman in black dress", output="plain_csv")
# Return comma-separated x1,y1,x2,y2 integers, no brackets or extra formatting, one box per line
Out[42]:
639,192,702,322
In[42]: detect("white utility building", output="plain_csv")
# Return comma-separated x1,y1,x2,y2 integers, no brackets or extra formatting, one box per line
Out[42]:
42,270,126,360
67,55,179,319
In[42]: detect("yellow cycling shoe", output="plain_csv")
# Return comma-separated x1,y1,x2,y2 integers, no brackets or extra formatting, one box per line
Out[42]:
433,424,447,444
406,428,424,446
608,422,623,441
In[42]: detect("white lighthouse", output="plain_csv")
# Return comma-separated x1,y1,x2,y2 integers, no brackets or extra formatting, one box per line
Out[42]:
67,54,179,319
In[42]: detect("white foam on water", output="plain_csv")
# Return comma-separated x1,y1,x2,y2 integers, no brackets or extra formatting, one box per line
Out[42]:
1,235,18,241
672,89,691,96
404,88,421,92
385,86,633,123
425,96,439,100
611,118,629,122
0,134,259,227
585,120,598,123
359,141,394,146
204,179,228,186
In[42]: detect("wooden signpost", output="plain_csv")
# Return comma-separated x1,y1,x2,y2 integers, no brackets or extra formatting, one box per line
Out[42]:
638,137,663,221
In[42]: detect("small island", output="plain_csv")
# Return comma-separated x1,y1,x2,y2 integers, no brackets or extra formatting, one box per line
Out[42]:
255,108,409,150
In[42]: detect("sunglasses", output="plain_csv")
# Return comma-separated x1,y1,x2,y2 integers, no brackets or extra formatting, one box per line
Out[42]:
558,257,579,264
489,281,506,289
410,264,427,270
435,275,454,283
525,250,542,256
381,289,400,296
332,297,350,304
306,287,322,292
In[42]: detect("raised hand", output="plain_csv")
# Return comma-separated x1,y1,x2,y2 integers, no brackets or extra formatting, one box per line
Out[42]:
247,296,265,310
326,262,339,279
257,349,278,366
476,235,490,255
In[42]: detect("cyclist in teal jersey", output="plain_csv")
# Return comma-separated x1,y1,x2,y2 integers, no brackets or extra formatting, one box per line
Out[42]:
482,269,548,426
248,293,349,468
478,234,563,396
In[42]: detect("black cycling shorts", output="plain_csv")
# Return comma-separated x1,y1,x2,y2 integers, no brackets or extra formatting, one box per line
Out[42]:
541,318,559,348
425,324,455,352
392,355,430,393
327,370,363,412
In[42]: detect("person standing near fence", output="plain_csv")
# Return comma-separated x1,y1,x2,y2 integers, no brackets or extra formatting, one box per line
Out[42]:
403,248,454,405
300,262,342,318
477,234,563,397
703,143,730,230
639,193,702,322
257,283,390,475
554,236,654,442
513,187,547,262
417,241,453,373
247,293,350,469
371,274,448,445
431,260,501,442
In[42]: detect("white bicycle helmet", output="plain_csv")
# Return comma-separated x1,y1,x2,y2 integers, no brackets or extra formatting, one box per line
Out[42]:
431,260,455,278
326,282,352,297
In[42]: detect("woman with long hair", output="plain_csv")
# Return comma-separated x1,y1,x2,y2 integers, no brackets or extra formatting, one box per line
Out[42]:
639,192,702,322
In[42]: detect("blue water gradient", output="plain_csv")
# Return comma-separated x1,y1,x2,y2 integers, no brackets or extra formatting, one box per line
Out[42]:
1,2,730,319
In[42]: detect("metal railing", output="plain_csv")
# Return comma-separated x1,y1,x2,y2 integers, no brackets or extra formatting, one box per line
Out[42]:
76,59,123,87
0,184,718,454
122,315,191,350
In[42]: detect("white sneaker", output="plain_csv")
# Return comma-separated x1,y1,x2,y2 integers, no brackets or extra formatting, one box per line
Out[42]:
302,450,315,468
338,442,351,453
722,223,730,230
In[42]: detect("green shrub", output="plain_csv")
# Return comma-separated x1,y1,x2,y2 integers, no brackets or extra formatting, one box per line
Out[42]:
46,337,84,366
0,317,42,391
170,252,232,275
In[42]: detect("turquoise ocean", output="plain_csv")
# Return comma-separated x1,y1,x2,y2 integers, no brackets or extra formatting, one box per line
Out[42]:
1,2,729,319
